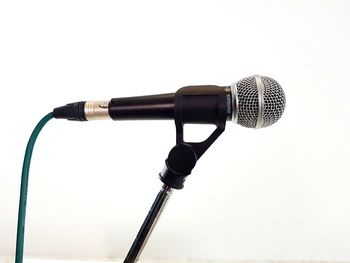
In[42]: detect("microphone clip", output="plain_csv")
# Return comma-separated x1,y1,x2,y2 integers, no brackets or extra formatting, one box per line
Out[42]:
160,85,228,189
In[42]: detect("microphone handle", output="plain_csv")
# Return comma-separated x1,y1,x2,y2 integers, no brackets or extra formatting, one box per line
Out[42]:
53,93,175,121
110,85,231,123
53,85,232,123
109,93,175,120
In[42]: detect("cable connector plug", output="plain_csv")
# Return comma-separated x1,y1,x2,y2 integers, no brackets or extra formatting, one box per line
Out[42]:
53,101,86,121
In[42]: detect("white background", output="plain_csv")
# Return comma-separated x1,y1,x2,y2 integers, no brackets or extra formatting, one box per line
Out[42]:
1,0,350,262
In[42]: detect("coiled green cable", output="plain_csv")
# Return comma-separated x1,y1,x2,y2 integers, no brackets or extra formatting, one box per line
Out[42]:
15,112,54,263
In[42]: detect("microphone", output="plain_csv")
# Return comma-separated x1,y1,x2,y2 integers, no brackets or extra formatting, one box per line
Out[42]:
53,75,286,128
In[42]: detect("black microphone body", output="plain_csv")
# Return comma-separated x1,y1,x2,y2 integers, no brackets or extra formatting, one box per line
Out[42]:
109,93,175,121
54,85,232,124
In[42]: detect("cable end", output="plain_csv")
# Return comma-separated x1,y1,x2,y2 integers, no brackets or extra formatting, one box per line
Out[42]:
53,101,87,121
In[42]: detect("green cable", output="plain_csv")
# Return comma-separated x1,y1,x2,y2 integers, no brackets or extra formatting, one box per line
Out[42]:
15,112,54,263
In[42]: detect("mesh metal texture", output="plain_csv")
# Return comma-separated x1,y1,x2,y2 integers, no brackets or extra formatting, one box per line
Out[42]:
236,76,286,128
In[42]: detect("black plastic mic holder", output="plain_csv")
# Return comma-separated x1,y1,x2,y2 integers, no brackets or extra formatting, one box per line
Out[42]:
124,85,227,263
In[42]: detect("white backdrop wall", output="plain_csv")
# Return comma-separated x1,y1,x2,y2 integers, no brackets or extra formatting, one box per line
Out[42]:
1,0,350,261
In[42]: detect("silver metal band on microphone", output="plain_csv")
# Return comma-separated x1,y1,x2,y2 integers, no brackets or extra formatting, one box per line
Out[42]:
254,75,265,129
230,82,239,123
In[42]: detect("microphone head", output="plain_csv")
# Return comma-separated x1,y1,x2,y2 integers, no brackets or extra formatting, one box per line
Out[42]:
231,75,286,128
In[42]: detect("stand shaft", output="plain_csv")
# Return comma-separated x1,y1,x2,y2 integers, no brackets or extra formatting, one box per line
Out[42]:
124,184,172,263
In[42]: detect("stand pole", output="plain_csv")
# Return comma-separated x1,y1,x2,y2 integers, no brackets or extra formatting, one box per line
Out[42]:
124,184,172,263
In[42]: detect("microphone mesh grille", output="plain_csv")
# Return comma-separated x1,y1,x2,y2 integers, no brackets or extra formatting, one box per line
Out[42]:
236,76,286,128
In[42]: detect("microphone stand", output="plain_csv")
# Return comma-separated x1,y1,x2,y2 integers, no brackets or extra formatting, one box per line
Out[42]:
124,184,172,263
124,86,228,263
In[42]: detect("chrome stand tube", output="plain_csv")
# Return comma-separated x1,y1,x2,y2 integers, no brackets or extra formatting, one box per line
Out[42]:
123,184,172,263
